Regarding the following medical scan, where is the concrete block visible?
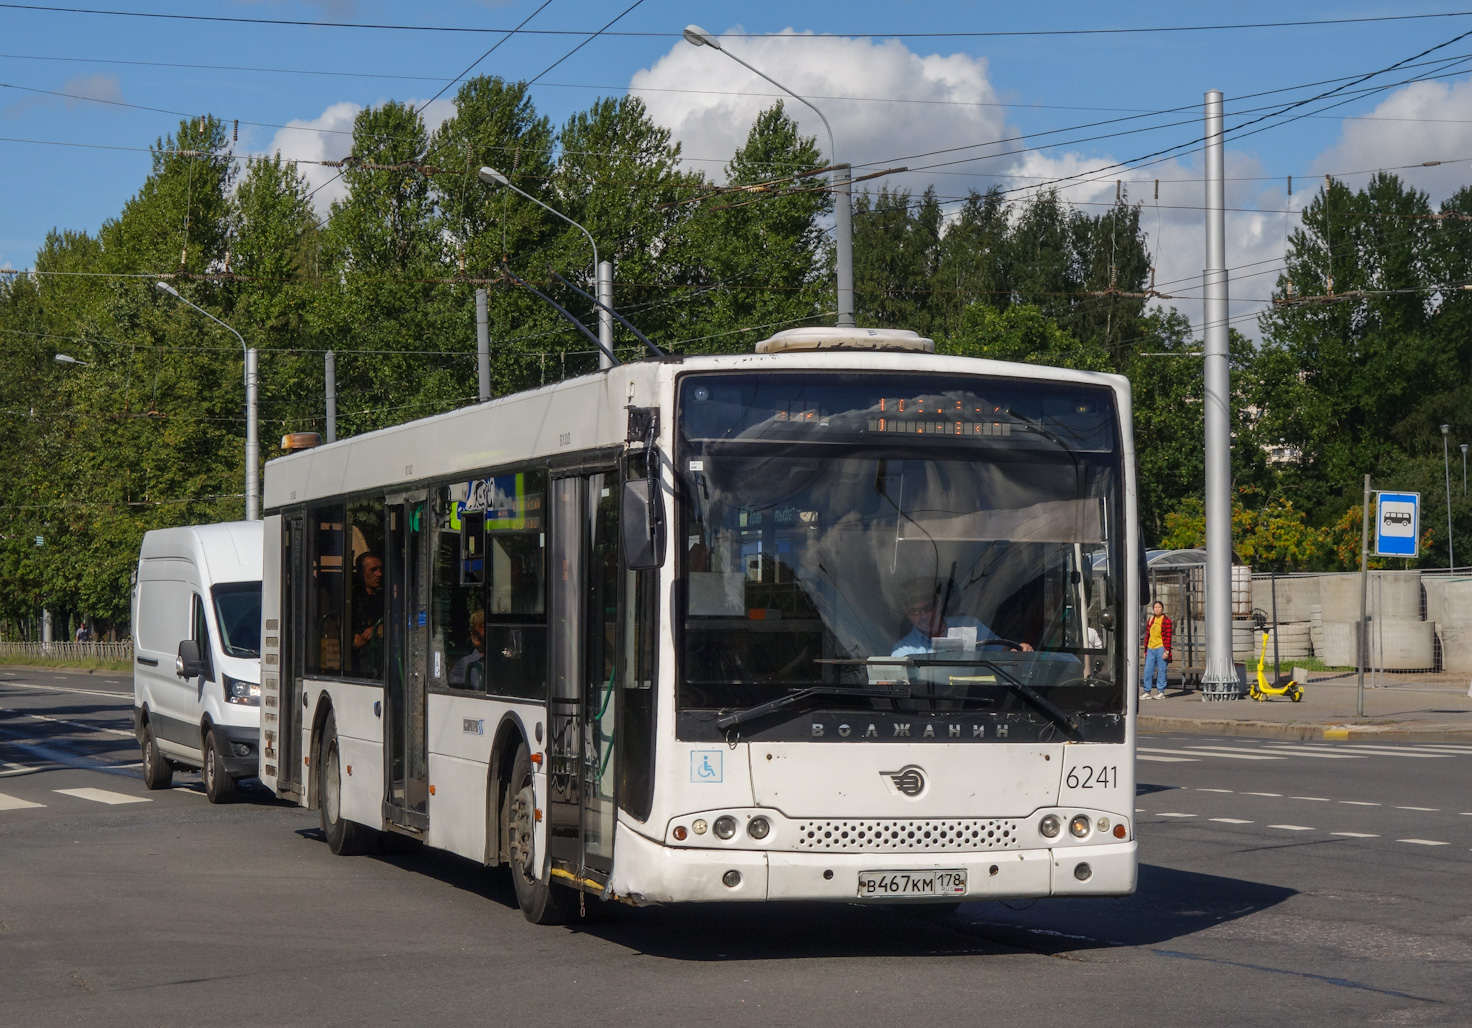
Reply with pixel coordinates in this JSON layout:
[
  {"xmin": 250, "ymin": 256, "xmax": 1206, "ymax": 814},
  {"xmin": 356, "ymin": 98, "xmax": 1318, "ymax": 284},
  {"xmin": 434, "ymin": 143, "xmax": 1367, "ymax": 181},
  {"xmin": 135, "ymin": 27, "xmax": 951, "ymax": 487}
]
[{"xmin": 1253, "ymin": 575, "xmax": 1321, "ymax": 623}]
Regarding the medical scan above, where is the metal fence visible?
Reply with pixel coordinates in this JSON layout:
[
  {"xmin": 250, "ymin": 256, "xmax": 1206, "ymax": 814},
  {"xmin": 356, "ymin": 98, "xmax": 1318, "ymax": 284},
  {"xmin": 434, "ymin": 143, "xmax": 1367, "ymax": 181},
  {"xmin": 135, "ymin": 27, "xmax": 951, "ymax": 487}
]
[{"xmin": 0, "ymin": 641, "xmax": 133, "ymax": 663}]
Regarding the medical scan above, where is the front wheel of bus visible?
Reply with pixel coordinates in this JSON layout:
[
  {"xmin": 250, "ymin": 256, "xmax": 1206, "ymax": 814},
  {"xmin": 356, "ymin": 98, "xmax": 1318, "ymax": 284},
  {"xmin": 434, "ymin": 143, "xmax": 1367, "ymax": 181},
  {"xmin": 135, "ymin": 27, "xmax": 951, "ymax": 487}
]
[
  {"xmin": 506, "ymin": 743, "xmax": 576, "ymax": 925},
  {"xmin": 320, "ymin": 710, "xmax": 374, "ymax": 856}
]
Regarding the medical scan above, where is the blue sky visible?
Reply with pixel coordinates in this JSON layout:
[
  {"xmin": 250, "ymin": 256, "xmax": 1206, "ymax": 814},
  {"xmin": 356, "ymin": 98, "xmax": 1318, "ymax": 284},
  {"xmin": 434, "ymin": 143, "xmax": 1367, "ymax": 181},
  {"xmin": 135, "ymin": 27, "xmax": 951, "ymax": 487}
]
[{"xmin": 5, "ymin": 1, "xmax": 1472, "ymax": 336}]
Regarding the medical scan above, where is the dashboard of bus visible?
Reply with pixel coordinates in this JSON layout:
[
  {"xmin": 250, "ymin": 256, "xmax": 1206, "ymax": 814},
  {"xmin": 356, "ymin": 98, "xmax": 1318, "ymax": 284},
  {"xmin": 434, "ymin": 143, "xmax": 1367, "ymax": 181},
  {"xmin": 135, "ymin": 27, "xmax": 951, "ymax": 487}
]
[{"xmin": 674, "ymin": 370, "xmax": 1127, "ymax": 744}]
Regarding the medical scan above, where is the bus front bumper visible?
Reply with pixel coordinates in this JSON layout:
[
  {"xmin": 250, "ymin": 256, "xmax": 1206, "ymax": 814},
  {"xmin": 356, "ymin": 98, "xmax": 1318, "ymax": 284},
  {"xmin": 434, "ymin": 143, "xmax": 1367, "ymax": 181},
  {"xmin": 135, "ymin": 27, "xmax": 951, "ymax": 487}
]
[{"xmin": 606, "ymin": 824, "xmax": 1136, "ymax": 905}]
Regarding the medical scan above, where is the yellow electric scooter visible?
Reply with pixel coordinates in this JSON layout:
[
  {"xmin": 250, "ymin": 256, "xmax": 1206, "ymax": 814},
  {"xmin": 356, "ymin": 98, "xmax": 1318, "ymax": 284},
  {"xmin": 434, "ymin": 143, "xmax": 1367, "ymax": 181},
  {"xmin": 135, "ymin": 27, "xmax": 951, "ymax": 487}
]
[{"xmin": 1250, "ymin": 630, "xmax": 1304, "ymax": 702}]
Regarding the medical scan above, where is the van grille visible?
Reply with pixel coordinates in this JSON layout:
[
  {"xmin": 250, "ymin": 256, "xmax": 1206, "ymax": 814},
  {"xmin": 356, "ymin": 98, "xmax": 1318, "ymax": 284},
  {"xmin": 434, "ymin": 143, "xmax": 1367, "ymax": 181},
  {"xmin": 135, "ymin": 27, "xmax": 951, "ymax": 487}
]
[{"xmin": 788, "ymin": 818, "xmax": 1021, "ymax": 853}]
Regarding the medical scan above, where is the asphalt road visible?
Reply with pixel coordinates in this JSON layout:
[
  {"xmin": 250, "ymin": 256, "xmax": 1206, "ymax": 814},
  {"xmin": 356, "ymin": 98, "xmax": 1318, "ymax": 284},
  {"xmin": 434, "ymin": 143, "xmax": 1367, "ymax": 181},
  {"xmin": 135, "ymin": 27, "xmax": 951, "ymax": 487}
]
[{"xmin": 2, "ymin": 667, "xmax": 1469, "ymax": 1027}]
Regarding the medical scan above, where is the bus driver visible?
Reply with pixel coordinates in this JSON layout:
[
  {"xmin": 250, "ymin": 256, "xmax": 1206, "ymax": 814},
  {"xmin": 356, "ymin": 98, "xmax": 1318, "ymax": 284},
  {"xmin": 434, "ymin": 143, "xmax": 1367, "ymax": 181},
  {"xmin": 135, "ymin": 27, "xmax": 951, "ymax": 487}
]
[{"xmin": 890, "ymin": 577, "xmax": 1033, "ymax": 657}]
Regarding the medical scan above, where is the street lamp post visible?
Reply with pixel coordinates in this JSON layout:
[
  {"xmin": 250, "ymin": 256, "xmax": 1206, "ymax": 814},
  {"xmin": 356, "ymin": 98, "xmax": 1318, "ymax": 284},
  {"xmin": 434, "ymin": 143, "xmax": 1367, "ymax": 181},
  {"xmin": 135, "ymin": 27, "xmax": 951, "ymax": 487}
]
[
  {"xmin": 682, "ymin": 24, "xmax": 855, "ymax": 328},
  {"xmin": 155, "ymin": 281, "xmax": 259, "ymax": 521},
  {"xmin": 1442, "ymin": 424, "xmax": 1454, "ymax": 571},
  {"xmin": 53, "ymin": 353, "xmax": 88, "ymax": 366},
  {"xmin": 1461, "ymin": 442, "xmax": 1467, "ymax": 496},
  {"xmin": 477, "ymin": 166, "xmax": 615, "ymax": 370}
]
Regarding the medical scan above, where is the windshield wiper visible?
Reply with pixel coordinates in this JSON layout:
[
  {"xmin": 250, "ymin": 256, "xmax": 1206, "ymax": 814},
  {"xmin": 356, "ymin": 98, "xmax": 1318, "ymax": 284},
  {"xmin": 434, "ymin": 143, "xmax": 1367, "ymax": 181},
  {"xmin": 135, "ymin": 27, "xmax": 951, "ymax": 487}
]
[
  {"xmin": 716, "ymin": 685, "xmax": 909, "ymax": 731},
  {"xmin": 979, "ymin": 663, "xmax": 1081, "ymax": 738}
]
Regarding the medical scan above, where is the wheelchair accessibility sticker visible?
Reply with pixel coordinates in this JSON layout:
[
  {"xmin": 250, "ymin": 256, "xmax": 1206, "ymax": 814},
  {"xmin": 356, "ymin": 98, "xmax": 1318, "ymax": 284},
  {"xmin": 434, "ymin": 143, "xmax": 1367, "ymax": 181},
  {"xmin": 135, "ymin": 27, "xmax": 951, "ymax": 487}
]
[{"xmin": 691, "ymin": 750, "xmax": 723, "ymax": 783}]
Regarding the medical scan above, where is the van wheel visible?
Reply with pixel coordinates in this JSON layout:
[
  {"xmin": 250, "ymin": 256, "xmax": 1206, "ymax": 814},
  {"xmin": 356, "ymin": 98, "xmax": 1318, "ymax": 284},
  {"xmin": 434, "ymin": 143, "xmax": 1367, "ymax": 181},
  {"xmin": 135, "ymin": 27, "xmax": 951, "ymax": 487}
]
[
  {"xmin": 505, "ymin": 742, "xmax": 576, "ymax": 925},
  {"xmin": 203, "ymin": 728, "xmax": 236, "ymax": 804},
  {"xmin": 319, "ymin": 710, "xmax": 375, "ymax": 856},
  {"xmin": 140, "ymin": 720, "xmax": 173, "ymax": 790}
]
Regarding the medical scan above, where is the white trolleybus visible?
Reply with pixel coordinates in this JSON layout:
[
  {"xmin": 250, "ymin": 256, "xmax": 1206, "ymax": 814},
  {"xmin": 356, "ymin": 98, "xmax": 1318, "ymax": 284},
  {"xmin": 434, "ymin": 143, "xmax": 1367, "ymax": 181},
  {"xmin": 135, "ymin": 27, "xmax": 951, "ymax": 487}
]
[{"xmin": 258, "ymin": 325, "xmax": 1139, "ymax": 924}]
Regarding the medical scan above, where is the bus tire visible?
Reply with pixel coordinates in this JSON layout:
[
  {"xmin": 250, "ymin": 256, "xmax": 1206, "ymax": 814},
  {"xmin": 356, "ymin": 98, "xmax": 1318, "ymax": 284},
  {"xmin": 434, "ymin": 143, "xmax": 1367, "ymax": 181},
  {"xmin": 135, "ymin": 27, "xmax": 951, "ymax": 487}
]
[
  {"xmin": 506, "ymin": 742, "xmax": 576, "ymax": 925},
  {"xmin": 140, "ymin": 718, "xmax": 173, "ymax": 791},
  {"xmin": 320, "ymin": 710, "xmax": 375, "ymax": 856},
  {"xmin": 203, "ymin": 727, "xmax": 236, "ymax": 804}
]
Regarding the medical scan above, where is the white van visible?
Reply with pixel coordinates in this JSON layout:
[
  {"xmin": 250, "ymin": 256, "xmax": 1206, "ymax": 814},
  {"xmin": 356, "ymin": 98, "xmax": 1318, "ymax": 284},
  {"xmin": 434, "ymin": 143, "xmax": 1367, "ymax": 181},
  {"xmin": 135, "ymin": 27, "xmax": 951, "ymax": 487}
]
[{"xmin": 132, "ymin": 521, "xmax": 263, "ymax": 802}]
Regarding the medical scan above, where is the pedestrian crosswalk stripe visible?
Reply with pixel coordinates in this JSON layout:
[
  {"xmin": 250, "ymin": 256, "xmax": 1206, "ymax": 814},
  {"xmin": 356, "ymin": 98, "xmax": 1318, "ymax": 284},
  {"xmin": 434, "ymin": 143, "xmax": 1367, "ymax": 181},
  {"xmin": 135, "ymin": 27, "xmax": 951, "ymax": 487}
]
[
  {"xmin": 1180, "ymin": 747, "xmax": 1286, "ymax": 761},
  {"xmin": 1138, "ymin": 754, "xmax": 1198, "ymax": 763},
  {"xmin": 53, "ymin": 788, "xmax": 150, "ymax": 806},
  {"xmin": 0, "ymin": 792, "xmax": 45, "ymax": 810},
  {"xmin": 1255, "ymin": 747, "xmax": 1363, "ymax": 759},
  {"xmin": 1295, "ymin": 745, "xmax": 1448, "ymax": 758}
]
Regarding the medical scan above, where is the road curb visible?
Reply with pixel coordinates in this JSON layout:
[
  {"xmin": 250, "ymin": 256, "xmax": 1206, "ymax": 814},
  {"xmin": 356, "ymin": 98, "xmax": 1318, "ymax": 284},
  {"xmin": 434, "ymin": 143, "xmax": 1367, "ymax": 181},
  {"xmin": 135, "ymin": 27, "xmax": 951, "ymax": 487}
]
[{"xmin": 1137, "ymin": 714, "xmax": 1472, "ymax": 744}]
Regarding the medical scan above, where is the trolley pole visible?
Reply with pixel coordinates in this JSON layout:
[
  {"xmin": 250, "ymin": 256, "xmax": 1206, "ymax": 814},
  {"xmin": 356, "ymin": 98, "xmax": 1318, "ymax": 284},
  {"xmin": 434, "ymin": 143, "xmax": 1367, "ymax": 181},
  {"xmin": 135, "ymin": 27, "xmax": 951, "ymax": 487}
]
[{"xmin": 1201, "ymin": 90, "xmax": 1237, "ymax": 700}]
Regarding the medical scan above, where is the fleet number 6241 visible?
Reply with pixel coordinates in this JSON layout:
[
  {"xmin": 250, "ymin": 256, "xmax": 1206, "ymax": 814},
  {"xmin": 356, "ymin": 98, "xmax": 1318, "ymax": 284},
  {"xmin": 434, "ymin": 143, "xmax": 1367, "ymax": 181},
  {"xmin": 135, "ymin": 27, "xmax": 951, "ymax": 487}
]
[{"xmin": 1066, "ymin": 765, "xmax": 1118, "ymax": 789}]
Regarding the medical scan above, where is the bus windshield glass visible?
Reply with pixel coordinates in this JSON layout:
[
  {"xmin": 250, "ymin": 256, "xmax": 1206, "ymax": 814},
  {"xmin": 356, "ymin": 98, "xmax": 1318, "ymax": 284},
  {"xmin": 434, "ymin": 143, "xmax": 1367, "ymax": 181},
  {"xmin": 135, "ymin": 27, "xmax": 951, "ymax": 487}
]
[
  {"xmin": 676, "ymin": 371, "xmax": 1124, "ymax": 739},
  {"xmin": 212, "ymin": 582, "xmax": 263, "ymax": 659}
]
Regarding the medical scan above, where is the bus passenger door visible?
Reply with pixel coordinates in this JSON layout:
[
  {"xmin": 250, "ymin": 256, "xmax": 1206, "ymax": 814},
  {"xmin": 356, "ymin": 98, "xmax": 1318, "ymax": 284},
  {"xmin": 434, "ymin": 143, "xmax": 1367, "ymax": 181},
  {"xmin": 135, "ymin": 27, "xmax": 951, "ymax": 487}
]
[
  {"xmin": 548, "ymin": 473, "xmax": 620, "ymax": 878},
  {"xmin": 278, "ymin": 513, "xmax": 305, "ymax": 798},
  {"xmin": 383, "ymin": 495, "xmax": 430, "ymax": 832}
]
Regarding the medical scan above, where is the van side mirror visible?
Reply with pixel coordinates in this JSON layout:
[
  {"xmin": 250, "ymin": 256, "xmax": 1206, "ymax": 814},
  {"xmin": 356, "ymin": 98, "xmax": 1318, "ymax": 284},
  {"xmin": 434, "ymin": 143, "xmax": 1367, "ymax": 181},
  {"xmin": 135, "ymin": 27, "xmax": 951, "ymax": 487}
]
[
  {"xmin": 176, "ymin": 640, "xmax": 206, "ymax": 679},
  {"xmin": 622, "ymin": 475, "xmax": 666, "ymax": 571}
]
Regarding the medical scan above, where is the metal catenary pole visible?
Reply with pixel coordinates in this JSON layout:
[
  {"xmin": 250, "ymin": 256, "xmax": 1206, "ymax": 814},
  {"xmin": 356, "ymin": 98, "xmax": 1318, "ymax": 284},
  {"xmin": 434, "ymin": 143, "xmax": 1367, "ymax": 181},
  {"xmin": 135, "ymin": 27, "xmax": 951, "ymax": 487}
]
[
  {"xmin": 1201, "ymin": 90, "xmax": 1237, "ymax": 700},
  {"xmin": 476, "ymin": 289, "xmax": 492, "ymax": 400},
  {"xmin": 597, "ymin": 261, "xmax": 614, "ymax": 371},
  {"xmin": 1358, "ymin": 475, "xmax": 1371, "ymax": 717},
  {"xmin": 325, "ymin": 349, "xmax": 337, "ymax": 443}
]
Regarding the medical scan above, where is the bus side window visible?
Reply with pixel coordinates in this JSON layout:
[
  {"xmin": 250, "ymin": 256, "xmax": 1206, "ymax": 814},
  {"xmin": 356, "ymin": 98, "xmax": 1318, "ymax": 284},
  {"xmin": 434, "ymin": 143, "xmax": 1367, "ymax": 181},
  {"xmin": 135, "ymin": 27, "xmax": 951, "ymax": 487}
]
[
  {"xmin": 434, "ymin": 487, "xmax": 486, "ymax": 692},
  {"xmin": 306, "ymin": 505, "xmax": 345, "ymax": 675},
  {"xmin": 347, "ymin": 501, "xmax": 385, "ymax": 680},
  {"xmin": 484, "ymin": 468, "xmax": 547, "ymax": 700}
]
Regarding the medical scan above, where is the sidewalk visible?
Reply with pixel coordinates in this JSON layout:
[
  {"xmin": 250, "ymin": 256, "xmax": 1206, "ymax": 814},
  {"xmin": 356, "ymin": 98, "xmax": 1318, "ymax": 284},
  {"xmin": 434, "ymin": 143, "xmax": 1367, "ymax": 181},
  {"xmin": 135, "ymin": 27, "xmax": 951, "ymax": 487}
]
[{"xmin": 1137, "ymin": 669, "xmax": 1472, "ymax": 742}]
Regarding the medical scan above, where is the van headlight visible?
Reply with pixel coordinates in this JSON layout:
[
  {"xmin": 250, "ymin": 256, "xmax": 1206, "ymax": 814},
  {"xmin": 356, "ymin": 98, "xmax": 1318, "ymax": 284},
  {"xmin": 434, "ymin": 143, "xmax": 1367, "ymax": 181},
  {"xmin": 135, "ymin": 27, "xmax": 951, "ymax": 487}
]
[{"xmin": 223, "ymin": 674, "xmax": 261, "ymax": 706}]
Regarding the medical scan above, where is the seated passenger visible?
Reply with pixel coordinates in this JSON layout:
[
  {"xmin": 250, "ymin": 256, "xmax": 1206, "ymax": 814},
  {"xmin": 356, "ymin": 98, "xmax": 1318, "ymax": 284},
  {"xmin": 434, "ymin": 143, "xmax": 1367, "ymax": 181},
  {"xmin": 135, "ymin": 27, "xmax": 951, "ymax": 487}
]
[
  {"xmin": 891, "ymin": 577, "xmax": 1033, "ymax": 657},
  {"xmin": 449, "ymin": 609, "xmax": 486, "ymax": 690}
]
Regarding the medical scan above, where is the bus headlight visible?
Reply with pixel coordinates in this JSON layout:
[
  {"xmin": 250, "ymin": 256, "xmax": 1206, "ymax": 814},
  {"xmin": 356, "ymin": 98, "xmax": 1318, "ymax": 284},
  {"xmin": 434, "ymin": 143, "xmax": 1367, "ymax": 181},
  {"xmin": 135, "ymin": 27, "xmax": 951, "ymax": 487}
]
[
  {"xmin": 1069, "ymin": 814, "xmax": 1091, "ymax": 838},
  {"xmin": 713, "ymin": 815, "xmax": 737, "ymax": 840},
  {"xmin": 747, "ymin": 816, "xmax": 770, "ymax": 840},
  {"xmin": 1039, "ymin": 814, "xmax": 1061, "ymax": 838}
]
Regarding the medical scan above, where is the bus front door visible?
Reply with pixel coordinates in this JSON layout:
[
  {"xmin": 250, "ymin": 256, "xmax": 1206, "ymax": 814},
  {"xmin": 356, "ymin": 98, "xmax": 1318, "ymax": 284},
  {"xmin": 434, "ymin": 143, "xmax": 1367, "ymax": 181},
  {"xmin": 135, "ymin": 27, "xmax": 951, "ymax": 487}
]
[
  {"xmin": 548, "ymin": 474, "xmax": 620, "ymax": 880},
  {"xmin": 383, "ymin": 495, "xmax": 430, "ymax": 833}
]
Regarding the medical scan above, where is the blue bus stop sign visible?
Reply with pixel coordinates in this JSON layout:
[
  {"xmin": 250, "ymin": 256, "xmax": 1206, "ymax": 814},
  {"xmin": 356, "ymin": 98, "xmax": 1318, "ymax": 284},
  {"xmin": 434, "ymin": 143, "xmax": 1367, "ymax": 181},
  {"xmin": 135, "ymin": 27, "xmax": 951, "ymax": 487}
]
[{"xmin": 1375, "ymin": 491, "xmax": 1419, "ymax": 557}]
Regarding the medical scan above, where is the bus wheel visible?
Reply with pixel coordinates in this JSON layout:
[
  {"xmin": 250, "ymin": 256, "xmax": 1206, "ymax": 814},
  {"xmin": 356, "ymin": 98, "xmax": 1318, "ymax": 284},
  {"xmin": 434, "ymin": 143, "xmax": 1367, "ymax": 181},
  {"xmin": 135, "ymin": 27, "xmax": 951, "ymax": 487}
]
[
  {"xmin": 140, "ymin": 719, "xmax": 173, "ymax": 791},
  {"xmin": 506, "ymin": 742, "xmax": 576, "ymax": 925},
  {"xmin": 203, "ymin": 727, "xmax": 236, "ymax": 804},
  {"xmin": 320, "ymin": 710, "xmax": 375, "ymax": 856}
]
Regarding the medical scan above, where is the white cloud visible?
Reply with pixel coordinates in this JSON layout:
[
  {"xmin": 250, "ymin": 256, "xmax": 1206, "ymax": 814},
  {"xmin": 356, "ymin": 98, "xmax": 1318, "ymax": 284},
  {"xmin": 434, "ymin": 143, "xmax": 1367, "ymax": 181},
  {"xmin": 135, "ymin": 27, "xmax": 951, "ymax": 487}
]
[
  {"xmin": 630, "ymin": 27, "xmax": 1015, "ymax": 195},
  {"xmin": 256, "ymin": 97, "xmax": 455, "ymax": 217},
  {"xmin": 3, "ymin": 73, "xmax": 123, "ymax": 119},
  {"xmin": 1312, "ymin": 78, "xmax": 1472, "ymax": 203}
]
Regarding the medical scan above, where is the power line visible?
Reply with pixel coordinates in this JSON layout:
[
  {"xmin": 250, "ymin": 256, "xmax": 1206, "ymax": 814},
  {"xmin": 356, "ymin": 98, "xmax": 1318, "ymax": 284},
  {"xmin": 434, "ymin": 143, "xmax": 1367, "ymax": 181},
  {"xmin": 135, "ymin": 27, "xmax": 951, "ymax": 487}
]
[{"xmin": 4, "ymin": 4, "xmax": 1471, "ymax": 38}]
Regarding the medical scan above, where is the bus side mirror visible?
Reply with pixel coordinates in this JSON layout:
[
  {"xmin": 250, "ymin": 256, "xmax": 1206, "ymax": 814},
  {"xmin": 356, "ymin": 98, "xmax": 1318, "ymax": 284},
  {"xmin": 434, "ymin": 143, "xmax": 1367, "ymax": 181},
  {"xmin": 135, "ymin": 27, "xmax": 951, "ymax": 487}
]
[
  {"xmin": 622, "ymin": 475, "xmax": 666, "ymax": 571},
  {"xmin": 176, "ymin": 639, "xmax": 206, "ymax": 679}
]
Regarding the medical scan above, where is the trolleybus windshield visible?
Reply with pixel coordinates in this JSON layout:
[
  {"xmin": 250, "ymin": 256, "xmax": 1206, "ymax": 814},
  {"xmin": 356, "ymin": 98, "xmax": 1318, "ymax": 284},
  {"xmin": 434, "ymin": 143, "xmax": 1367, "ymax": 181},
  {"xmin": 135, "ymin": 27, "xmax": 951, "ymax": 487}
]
[{"xmin": 676, "ymin": 371, "xmax": 1125, "ymax": 741}]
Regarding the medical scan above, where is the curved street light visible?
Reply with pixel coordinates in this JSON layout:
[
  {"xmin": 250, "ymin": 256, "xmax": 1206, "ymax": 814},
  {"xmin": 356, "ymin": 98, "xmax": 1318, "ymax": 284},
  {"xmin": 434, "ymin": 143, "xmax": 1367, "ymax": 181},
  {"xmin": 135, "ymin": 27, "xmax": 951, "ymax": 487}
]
[
  {"xmin": 53, "ymin": 353, "xmax": 88, "ymax": 366},
  {"xmin": 155, "ymin": 281, "xmax": 259, "ymax": 521},
  {"xmin": 683, "ymin": 23, "xmax": 855, "ymax": 328},
  {"xmin": 478, "ymin": 166, "xmax": 615, "ymax": 369}
]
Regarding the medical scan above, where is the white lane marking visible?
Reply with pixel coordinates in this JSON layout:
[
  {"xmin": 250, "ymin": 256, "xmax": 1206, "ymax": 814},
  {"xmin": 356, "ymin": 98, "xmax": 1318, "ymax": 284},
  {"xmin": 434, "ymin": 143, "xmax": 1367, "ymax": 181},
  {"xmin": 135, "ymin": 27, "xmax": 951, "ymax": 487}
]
[
  {"xmin": 0, "ymin": 680, "xmax": 133, "ymax": 701},
  {"xmin": 1138, "ymin": 747, "xmax": 1211, "ymax": 756},
  {"xmin": 1331, "ymin": 832, "xmax": 1378, "ymax": 838},
  {"xmin": 172, "ymin": 787, "xmax": 204, "ymax": 796},
  {"xmin": 1196, "ymin": 788, "xmax": 1234, "ymax": 793},
  {"xmin": 1268, "ymin": 824, "xmax": 1315, "ymax": 831},
  {"xmin": 1290, "ymin": 796, "xmax": 1331, "ymax": 802},
  {"xmin": 1210, "ymin": 818, "xmax": 1254, "ymax": 824},
  {"xmin": 1, "ymin": 760, "xmax": 34, "ymax": 778},
  {"xmin": 1138, "ymin": 755, "xmax": 1198, "ymax": 763},
  {"xmin": 1255, "ymin": 747, "xmax": 1363, "ymax": 759},
  {"xmin": 0, "ymin": 792, "xmax": 46, "ymax": 810},
  {"xmin": 1179, "ymin": 747, "xmax": 1287, "ymax": 761},
  {"xmin": 1394, "ymin": 806, "xmax": 1440, "ymax": 812},
  {"xmin": 1340, "ymin": 800, "xmax": 1380, "ymax": 806},
  {"xmin": 1156, "ymin": 812, "xmax": 1197, "ymax": 817},
  {"xmin": 0, "ymin": 707, "xmax": 134, "ymax": 738},
  {"xmin": 1303, "ymin": 746, "xmax": 1449, "ymax": 759},
  {"xmin": 1397, "ymin": 839, "xmax": 1449, "ymax": 846},
  {"xmin": 1393, "ymin": 743, "xmax": 1472, "ymax": 752},
  {"xmin": 1243, "ymin": 792, "xmax": 1283, "ymax": 797},
  {"xmin": 53, "ymin": 788, "xmax": 150, "ymax": 806}
]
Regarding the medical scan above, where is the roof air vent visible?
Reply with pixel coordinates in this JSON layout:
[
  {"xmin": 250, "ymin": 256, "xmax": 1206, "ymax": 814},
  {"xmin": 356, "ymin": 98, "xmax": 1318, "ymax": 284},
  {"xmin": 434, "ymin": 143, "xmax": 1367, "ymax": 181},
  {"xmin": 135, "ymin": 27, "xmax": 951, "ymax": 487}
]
[{"xmin": 755, "ymin": 327, "xmax": 935, "ymax": 354}]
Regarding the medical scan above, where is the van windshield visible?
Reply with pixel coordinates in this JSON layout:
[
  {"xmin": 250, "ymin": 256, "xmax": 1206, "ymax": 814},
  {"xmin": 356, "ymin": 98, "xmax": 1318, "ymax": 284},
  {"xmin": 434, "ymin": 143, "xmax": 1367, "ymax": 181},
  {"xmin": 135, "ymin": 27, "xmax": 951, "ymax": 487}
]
[{"xmin": 212, "ymin": 582, "xmax": 262, "ymax": 658}]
